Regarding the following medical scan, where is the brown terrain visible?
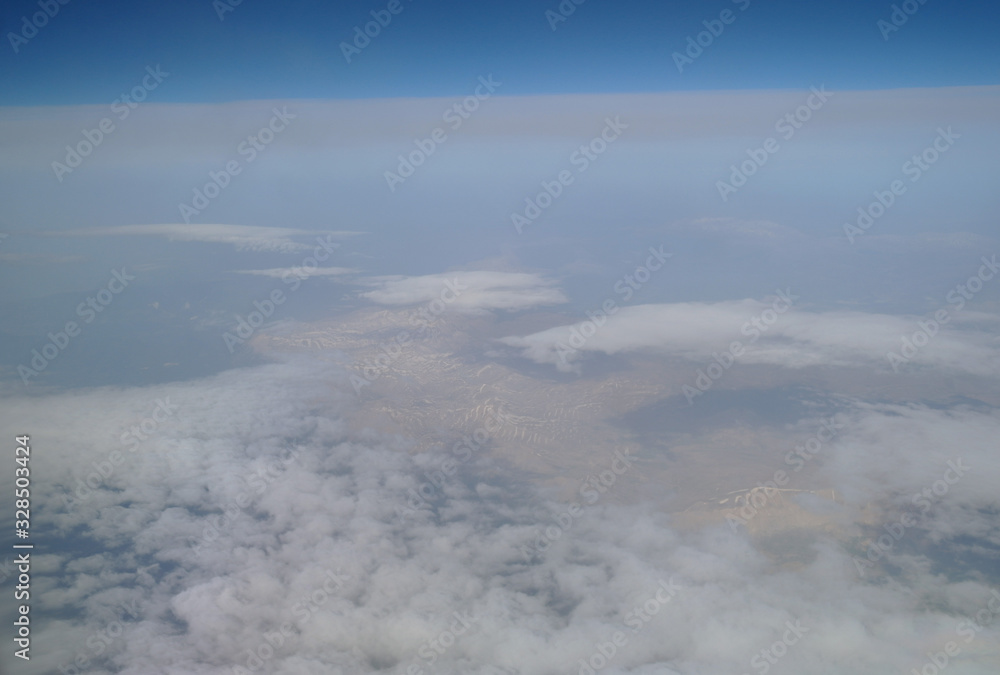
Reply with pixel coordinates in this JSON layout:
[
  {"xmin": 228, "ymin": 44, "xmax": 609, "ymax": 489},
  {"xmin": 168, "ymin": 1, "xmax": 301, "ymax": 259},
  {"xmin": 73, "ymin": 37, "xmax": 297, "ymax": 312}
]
[{"xmin": 248, "ymin": 304, "xmax": 995, "ymax": 559}]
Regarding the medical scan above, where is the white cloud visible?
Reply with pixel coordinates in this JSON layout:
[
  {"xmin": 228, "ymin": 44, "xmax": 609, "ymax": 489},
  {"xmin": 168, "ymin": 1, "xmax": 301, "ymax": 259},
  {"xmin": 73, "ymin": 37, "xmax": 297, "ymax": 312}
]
[
  {"xmin": 499, "ymin": 300, "xmax": 1000, "ymax": 375},
  {"xmin": 820, "ymin": 402, "xmax": 1000, "ymax": 532},
  {"xmin": 358, "ymin": 271, "xmax": 568, "ymax": 311},
  {"xmin": 53, "ymin": 223, "xmax": 361, "ymax": 252},
  {"xmin": 234, "ymin": 266, "xmax": 358, "ymax": 278},
  {"xmin": 2, "ymin": 356, "xmax": 999, "ymax": 674}
]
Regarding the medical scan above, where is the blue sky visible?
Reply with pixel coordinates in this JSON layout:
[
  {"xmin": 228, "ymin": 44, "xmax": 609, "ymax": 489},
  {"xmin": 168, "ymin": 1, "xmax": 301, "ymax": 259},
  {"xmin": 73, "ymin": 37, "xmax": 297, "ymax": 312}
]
[
  {"xmin": 0, "ymin": 0, "xmax": 998, "ymax": 388},
  {"xmin": 2, "ymin": 0, "xmax": 999, "ymax": 104}
]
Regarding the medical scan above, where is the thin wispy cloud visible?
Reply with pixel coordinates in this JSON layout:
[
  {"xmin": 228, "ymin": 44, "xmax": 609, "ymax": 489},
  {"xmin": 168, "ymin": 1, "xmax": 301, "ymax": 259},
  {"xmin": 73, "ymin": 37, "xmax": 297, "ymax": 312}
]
[
  {"xmin": 51, "ymin": 224, "xmax": 363, "ymax": 252},
  {"xmin": 234, "ymin": 266, "xmax": 358, "ymax": 278},
  {"xmin": 358, "ymin": 271, "xmax": 568, "ymax": 311},
  {"xmin": 500, "ymin": 301, "xmax": 1000, "ymax": 375}
]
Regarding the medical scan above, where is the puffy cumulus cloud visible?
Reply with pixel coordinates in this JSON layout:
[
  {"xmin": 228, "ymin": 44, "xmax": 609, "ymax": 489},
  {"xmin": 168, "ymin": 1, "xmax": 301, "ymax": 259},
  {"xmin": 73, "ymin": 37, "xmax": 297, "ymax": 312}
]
[
  {"xmin": 358, "ymin": 271, "xmax": 568, "ymax": 312},
  {"xmin": 816, "ymin": 402, "xmax": 1000, "ymax": 551},
  {"xmin": 498, "ymin": 300, "xmax": 1000, "ymax": 375},
  {"xmin": 2, "ymin": 357, "xmax": 1000, "ymax": 674},
  {"xmin": 52, "ymin": 223, "xmax": 361, "ymax": 253}
]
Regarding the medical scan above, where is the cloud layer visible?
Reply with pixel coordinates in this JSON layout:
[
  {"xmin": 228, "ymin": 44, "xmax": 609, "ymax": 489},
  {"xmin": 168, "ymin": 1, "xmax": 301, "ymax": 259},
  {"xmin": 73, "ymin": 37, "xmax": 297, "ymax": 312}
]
[
  {"xmin": 234, "ymin": 266, "xmax": 357, "ymax": 278},
  {"xmin": 2, "ymin": 354, "xmax": 999, "ymax": 674},
  {"xmin": 53, "ymin": 224, "xmax": 359, "ymax": 253},
  {"xmin": 499, "ymin": 300, "xmax": 1000, "ymax": 375},
  {"xmin": 358, "ymin": 271, "xmax": 568, "ymax": 312}
]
